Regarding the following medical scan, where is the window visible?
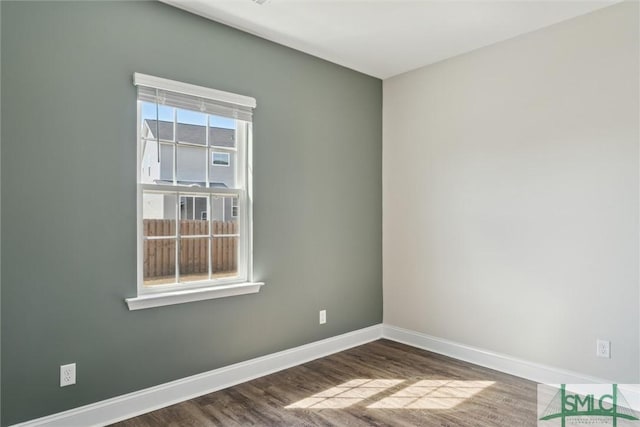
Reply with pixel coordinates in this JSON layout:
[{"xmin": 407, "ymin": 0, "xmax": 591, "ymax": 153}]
[
  {"xmin": 232, "ymin": 198, "xmax": 239, "ymax": 218},
  {"xmin": 126, "ymin": 73, "xmax": 263, "ymax": 310},
  {"xmin": 212, "ymin": 151, "xmax": 230, "ymax": 166}
]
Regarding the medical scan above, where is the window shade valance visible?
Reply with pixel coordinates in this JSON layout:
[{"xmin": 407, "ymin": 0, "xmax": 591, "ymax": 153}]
[{"xmin": 134, "ymin": 73, "xmax": 256, "ymax": 122}]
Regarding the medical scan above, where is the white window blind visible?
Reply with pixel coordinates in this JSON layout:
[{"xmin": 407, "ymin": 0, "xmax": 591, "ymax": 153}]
[{"xmin": 134, "ymin": 73, "xmax": 256, "ymax": 122}]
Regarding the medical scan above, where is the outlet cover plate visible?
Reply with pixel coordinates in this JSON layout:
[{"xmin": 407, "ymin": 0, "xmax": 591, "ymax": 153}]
[
  {"xmin": 60, "ymin": 363, "xmax": 76, "ymax": 387},
  {"xmin": 596, "ymin": 340, "xmax": 610, "ymax": 359}
]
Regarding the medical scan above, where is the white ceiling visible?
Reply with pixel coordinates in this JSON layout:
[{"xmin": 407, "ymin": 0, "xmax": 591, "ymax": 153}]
[{"xmin": 162, "ymin": 0, "xmax": 619, "ymax": 79}]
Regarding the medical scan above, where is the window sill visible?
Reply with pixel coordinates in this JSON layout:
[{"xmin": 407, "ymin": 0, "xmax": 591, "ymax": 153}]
[{"xmin": 125, "ymin": 282, "xmax": 264, "ymax": 311}]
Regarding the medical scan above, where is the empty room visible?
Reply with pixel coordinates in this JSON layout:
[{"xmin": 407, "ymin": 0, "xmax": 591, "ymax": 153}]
[{"xmin": 1, "ymin": 0, "xmax": 638, "ymax": 426}]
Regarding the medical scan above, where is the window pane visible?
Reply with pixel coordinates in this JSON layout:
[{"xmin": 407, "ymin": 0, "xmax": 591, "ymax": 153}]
[
  {"xmin": 177, "ymin": 109, "xmax": 206, "ymax": 145},
  {"xmin": 211, "ymin": 236, "xmax": 238, "ymax": 278},
  {"xmin": 143, "ymin": 193, "xmax": 176, "ymax": 236},
  {"xmin": 140, "ymin": 142, "xmax": 173, "ymax": 185},
  {"xmin": 141, "ymin": 102, "xmax": 174, "ymax": 140},
  {"xmin": 210, "ymin": 195, "xmax": 238, "ymax": 222},
  {"xmin": 158, "ymin": 144, "xmax": 174, "ymax": 183},
  {"xmin": 209, "ymin": 118, "xmax": 235, "ymax": 149},
  {"xmin": 179, "ymin": 196, "xmax": 209, "ymax": 234},
  {"xmin": 158, "ymin": 105, "xmax": 174, "ymax": 122},
  {"xmin": 211, "ymin": 210, "xmax": 238, "ymax": 278},
  {"xmin": 143, "ymin": 238, "xmax": 176, "ymax": 286},
  {"xmin": 232, "ymin": 198, "xmax": 239, "ymax": 218},
  {"xmin": 177, "ymin": 145, "xmax": 206, "ymax": 185},
  {"xmin": 209, "ymin": 114, "xmax": 235, "ymax": 130},
  {"xmin": 211, "ymin": 201, "xmax": 238, "ymax": 278},
  {"xmin": 179, "ymin": 237, "xmax": 209, "ymax": 283},
  {"xmin": 143, "ymin": 192, "xmax": 177, "ymax": 285},
  {"xmin": 209, "ymin": 150, "xmax": 236, "ymax": 188}
]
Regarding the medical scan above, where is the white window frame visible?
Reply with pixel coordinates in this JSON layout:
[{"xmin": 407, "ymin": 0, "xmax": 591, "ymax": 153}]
[
  {"xmin": 126, "ymin": 73, "xmax": 263, "ymax": 310},
  {"xmin": 212, "ymin": 151, "xmax": 230, "ymax": 167}
]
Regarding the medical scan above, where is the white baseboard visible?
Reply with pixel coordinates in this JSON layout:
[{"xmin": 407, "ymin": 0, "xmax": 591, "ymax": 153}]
[
  {"xmin": 382, "ymin": 324, "xmax": 612, "ymax": 384},
  {"xmin": 13, "ymin": 323, "xmax": 612, "ymax": 426},
  {"xmin": 12, "ymin": 325, "xmax": 383, "ymax": 427}
]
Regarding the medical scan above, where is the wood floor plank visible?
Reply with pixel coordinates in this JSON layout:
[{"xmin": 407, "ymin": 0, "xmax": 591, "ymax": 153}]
[{"xmin": 112, "ymin": 340, "xmax": 537, "ymax": 426}]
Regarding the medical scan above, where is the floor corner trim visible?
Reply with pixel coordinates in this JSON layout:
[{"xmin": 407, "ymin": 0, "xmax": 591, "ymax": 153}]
[
  {"xmin": 382, "ymin": 324, "xmax": 612, "ymax": 384},
  {"xmin": 11, "ymin": 324, "xmax": 383, "ymax": 427}
]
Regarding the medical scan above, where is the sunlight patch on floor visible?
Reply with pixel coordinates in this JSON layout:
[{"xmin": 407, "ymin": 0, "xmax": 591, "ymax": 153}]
[
  {"xmin": 367, "ymin": 380, "xmax": 495, "ymax": 409},
  {"xmin": 286, "ymin": 379, "xmax": 405, "ymax": 409},
  {"xmin": 286, "ymin": 379, "xmax": 495, "ymax": 410}
]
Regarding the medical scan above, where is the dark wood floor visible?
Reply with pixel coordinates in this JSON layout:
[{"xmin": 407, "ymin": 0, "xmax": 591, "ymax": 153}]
[{"xmin": 112, "ymin": 339, "xmax": 537, "ymax": 426}]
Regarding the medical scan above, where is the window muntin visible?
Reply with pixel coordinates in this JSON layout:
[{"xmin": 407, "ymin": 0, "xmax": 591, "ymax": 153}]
[{"xmin": 136, "ymin": 75, "xmax": 254, "ymax": 294}]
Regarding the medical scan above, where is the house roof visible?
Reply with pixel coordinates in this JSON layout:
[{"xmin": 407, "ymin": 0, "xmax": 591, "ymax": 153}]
[{"xmin": 144, "ymin": 119, "xmax": 235, "ymax": 148}]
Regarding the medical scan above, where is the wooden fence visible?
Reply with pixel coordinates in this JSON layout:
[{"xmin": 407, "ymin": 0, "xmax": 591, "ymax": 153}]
[{"xmin": 143, "ymin": 219, "xmax": 238, "ymax": 281}]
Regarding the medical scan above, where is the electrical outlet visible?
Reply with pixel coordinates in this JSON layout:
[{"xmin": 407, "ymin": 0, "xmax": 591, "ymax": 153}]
[
  {"xmin": 60, "ymin": 363, "xmax": 76, "ymax": 387},
  {"xmin": 596, "ymin": 340, "xmax": 610, "ymax": 359},
  {"xmin": 319, "ymin": 309, "xmax": 326, "ymax": 325}
]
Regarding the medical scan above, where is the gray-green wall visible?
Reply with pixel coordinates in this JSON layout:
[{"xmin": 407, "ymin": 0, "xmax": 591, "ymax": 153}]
[
  {"xmin": 0, "ymin": 2, "xmax": 382, "ymax": 425},
  {"xmin": 0, "ymin": 1, "xmax": 3, "ymax": 424}
]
